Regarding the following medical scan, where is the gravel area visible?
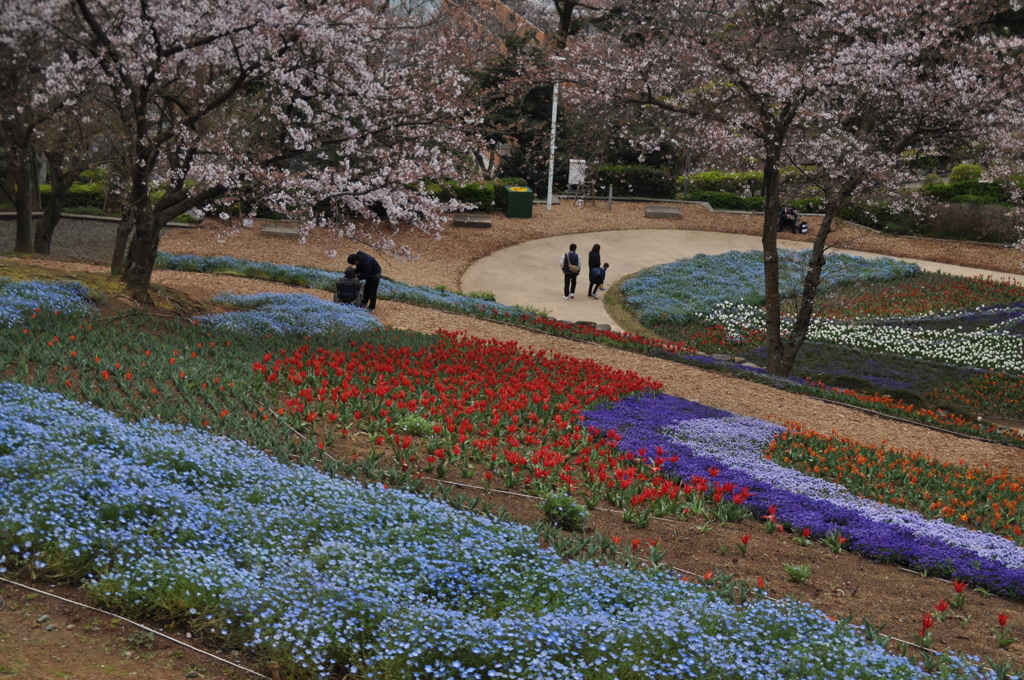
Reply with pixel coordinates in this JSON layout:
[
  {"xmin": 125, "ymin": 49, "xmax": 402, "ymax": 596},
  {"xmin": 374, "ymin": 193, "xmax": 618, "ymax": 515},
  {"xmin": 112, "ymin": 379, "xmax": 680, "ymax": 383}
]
[{"xmin": 0, "ymin": 215, "xmax": 195, "ymax": 264}]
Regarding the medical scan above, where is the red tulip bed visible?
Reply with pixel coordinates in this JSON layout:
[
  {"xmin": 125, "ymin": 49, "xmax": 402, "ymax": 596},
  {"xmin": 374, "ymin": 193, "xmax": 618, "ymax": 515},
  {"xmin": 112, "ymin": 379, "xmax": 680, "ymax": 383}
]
[
  {"xmin": 256, "ymin": 331, "xmax": 751, "ymax": 524},
  {"xmin": 769, "ymin": 424, "xmax": 1024, "ymax": 543}
]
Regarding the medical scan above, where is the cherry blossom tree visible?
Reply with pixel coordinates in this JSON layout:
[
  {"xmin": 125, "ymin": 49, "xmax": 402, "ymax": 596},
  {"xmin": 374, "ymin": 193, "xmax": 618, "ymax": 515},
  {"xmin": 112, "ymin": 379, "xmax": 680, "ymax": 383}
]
[
  {"xmin": 10, "ymin": 0, "xmax": 479, "ymax": 302},
  {"xmin": 569, "ymin": 0, "xmax": 1024, "ymax": 375},
  {"xmin": 0, "ymin": 2, "xmax": 102, "ymax": 255}
]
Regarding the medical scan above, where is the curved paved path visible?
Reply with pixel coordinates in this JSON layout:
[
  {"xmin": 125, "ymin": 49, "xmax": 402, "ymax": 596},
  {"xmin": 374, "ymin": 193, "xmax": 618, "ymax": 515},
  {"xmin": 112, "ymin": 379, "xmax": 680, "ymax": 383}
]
[{"xmin": 461, "ymin": 229, "xmax": 1024, "ymax": 330}]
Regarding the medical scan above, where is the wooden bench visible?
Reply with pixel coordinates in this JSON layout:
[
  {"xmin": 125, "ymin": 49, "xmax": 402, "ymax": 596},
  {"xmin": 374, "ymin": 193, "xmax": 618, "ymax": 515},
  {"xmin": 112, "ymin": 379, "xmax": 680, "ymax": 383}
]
[
  {"xmin": 645, "ymin": 205, "xmax": 682, "ymax": 219},
  {"xmin": 453, "ymin": 214, "xmax": 492, "ymax": 228}
]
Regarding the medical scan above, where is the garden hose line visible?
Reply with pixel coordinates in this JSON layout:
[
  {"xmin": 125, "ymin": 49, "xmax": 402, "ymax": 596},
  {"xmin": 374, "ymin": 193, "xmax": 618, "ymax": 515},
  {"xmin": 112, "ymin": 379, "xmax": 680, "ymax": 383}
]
[{"xmin": 0, "ymin": 575, "xmax": 271, "ymax": 679}]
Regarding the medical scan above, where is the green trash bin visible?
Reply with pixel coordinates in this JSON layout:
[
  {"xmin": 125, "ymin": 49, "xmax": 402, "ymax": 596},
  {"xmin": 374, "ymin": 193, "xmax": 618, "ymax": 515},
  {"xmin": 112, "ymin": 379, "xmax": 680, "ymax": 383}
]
[{"xmin": 503, "ymin": 186, "xmax": 533, "ymax": 218}]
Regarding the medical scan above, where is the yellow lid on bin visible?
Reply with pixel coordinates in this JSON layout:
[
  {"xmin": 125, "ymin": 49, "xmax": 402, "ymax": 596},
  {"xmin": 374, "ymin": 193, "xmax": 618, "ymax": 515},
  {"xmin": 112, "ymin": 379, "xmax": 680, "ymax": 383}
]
[{"xmin": 508, "ymin": 187, "xmax": 528, "ymax": 192}]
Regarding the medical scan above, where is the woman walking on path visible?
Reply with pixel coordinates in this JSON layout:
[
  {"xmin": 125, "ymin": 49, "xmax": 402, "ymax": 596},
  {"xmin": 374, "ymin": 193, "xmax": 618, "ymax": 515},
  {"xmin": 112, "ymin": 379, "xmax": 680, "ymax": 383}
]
[{"xmin": 587, "ymin": 244, "xmax": 603, "ymax": 298}]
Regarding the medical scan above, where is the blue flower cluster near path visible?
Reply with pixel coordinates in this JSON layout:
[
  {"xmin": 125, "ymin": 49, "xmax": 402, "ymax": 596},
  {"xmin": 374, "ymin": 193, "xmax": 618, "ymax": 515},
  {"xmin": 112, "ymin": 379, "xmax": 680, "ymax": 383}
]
[
  {"xmin": 201, "ymin": 292, "xmax": 382, "ymax": 335},
  {"xmin": 0, "ymin": 277, "xmax": 93, "ymax": 327},
  {"xmin": 583, "ymin": 394, "xmax": 1024, "ymax": 600},
  {"xmin": 156, "ymin": 252, "xmax": 531, "ymax": 318},
  {"xmin": 0, "ymin": 384, "xmax": 980, "ymax": 679},
  {"xmin": 621, "ymin": 249, "xmax": 920, "ymax": 327}
]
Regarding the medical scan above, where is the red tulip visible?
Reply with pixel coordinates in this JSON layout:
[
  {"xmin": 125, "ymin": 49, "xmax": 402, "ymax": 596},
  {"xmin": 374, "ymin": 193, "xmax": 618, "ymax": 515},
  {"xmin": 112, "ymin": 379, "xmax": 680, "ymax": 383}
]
[{"xmin": 999, "ymin": 613, "xmax": 1009, "ymax": 627}]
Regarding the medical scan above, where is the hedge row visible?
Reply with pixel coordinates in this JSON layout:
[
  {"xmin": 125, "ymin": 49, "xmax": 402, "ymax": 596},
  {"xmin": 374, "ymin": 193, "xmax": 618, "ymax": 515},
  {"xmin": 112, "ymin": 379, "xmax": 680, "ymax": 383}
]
[
  {"xmin": 424, "ymin": 177, "xmax": 530, "ymax": 212},
  {"xmin": 594, "ymin": 164, "xmax": 677, "ymax": 199}
]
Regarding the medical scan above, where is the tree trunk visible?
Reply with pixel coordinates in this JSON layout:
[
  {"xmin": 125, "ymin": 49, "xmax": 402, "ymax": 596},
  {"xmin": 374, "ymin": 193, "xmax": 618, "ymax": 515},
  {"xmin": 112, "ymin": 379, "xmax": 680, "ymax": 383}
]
[
  {"xmin": 13, "ymin": 156, "xmax": 34, "ymax": 254},
  {"xmin": 110, "ymin": 217, "xmax": 133, "ymax": 275},
  {"xmin": 121, "ymin": 206, "xmax": 162, "ymax": 304},
  {"xmin": 33, "ymin": 158, "xmax": 67, "ymax": 255},
  {"xmin": 776, "ymin": 203, "xmax": 838, "ymax": 376},
  {"xmin": 761, "ymin": 147, "xmax": 784, "ymax": 375}
]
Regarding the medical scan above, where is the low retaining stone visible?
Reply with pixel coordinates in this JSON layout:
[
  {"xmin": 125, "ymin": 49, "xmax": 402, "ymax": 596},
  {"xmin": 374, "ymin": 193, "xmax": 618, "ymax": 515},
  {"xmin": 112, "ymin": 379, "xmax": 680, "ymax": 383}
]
[
  {"xmin": 645, "ymin": 205, "xmax": 682, "ymax": 219},
  {"xmin": 453, "ymin": 214, "xmax": 492, "ymax": 228}
]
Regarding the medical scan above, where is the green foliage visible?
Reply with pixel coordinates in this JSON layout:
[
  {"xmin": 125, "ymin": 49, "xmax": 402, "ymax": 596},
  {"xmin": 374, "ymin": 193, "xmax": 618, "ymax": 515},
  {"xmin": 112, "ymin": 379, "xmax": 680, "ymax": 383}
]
[
  {"xmin": 78, "ymin": 168, "xmax": 109, "ymax": 183},
  {"xmin": 923, "ymin": 181, "xmax": 1010, "ymax": 204},
  {"xmin": 465, "ymin": 290, "xmax": 497, "ymax": 302},
  {"xmin": 949, "ymin": 163, "xmax": 983, "ymax": 183},
  {"xmin": 469, "ymin": 36, "xmax": 552, "ymax": 191},
  {"xmin": 428, "ymin": 181, "xmax": 497, "ymax": 212},
  {"xmin": 921, "ymin": 164, "xmax": 1012, "ymax": 205},
  {"xmin": 393, "ymin": 414, "xmax": 434, "ymax": 437},
  {"xmin": 541, "ymin": 493, "xmax": 591, "ymax": 532},
  {"xmin": 597, "ymin": 164, "xmax": 677, "ymax": 199},
  {"xmin": 687, "ymin": 170, "xmax": 764, "ymax": 194},
  {"xmin": 687, "ymin": 190, "xmax": 764, "ymax": 211},
  {"xmin": 783, "ymin": 563, "xmax": 812, "ymax": 584},
  {"xmin": 39, "ymin": 182, "xmax": 106, "ymax": 209}
]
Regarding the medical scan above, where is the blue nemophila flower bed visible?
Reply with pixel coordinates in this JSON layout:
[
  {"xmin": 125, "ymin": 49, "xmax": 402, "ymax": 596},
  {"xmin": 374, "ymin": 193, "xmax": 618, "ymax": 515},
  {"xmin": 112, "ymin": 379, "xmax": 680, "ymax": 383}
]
[
  {"xmin": 0, "ymin": 277, "xmax": 94, "ymax": 327},
  {"xmin": 583, "ymin": 394, "xmax": 1024, "ymax": 600},
  {"xmin": 156, "ymin": 252, "xmax": 530, "ymax": 318},
  {"xmin": 200, "ymin": 292, "xmax": 383, "ymax": 335},
  {"xmin": 0, "ymin": 384, "xmax": 978, "ymax": 680},
  {"xmin": 621, "ymin": 249, "xmax": 920, "ymax": 327}
]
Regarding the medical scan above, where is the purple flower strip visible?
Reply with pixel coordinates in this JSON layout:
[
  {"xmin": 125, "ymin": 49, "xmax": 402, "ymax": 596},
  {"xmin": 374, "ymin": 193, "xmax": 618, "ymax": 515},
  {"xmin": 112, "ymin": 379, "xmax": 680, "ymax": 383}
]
[{"xmin": 583, "ymin": 393, "xmax": 1024, "ymax": 599}]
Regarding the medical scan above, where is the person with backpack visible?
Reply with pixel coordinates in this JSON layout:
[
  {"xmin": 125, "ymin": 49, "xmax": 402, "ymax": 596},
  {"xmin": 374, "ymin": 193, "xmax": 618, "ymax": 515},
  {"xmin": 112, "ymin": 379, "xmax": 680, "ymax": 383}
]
[
  {"xmin": 334, "ymin": 267, "xmax": 363, "ymax": 306},
  {"xmin": 559, "ymin": 243, "xmax": 581, "ymax": 299}
]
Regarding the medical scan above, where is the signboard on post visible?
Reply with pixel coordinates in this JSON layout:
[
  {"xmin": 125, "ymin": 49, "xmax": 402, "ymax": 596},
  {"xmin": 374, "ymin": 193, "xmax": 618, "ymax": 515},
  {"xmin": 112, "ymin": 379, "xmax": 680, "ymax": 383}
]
[{"xmin": 568, "ymin": 159, "xmax": 586, "ymax": 187}]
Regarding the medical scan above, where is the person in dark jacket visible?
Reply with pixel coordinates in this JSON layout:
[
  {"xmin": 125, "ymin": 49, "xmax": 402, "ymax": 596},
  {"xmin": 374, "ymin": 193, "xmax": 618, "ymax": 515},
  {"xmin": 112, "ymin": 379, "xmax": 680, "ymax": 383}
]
[
  {"xmin": 779, "ymin": 206, "xmax": 798, "ymax": 233},
  {"xmin": 334, "ymin": 267, "xmax": 363, "ymax": 305},
  {"xmin": 559, "ymin": 243, "xmax": 581, "ymax": 298},
  {"xmin": 347, "ymin": 251, "xmax": 382, "ymax": 311},
  {"xmin": 587, "ymin": 244, "xmax": 602, "ymax": 298}
]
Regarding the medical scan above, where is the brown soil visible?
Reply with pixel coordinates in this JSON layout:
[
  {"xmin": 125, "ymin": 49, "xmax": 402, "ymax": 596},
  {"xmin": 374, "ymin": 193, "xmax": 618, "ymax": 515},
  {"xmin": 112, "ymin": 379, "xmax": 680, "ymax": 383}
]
[{"xmin": 0, "ymin": 581, "xmax": 249, "ymax": 679}]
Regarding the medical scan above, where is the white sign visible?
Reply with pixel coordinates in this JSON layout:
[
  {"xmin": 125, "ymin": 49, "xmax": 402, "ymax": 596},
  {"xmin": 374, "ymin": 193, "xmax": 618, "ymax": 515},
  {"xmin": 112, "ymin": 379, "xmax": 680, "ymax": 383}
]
[{"xmin": 568, "ymin": 159, "xmax": 587, "ymax": 186}]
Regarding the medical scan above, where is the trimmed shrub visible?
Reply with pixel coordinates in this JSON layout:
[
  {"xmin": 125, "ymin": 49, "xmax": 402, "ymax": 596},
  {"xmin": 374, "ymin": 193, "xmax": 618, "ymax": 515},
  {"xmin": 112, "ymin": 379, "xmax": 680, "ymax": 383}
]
[
  {"xmin": 596, "ymin": 164, "xmax": 677, "ymax": 199},
  {"xmin": 949, "ymin": 163, "xmax": 983, "ymax": 183},
  {"xmin": 39, "ymin": 182, "xmax": 106, "ymax": 209},
  {"xmin": 923, "ymin": 180, "xmax": 1010, "ymax": 204},
  {"xmin": 688, "ymin": 190, "xmax": 764, "ymax": 211},
  {"xmin": 687, "ymin": 170, "xmax": 764, "ymax": 195},
  {"xmin": 428, "ymin": 180, "xmax": 497, "ymax": 212}
]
